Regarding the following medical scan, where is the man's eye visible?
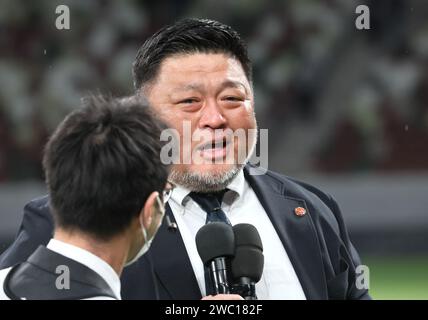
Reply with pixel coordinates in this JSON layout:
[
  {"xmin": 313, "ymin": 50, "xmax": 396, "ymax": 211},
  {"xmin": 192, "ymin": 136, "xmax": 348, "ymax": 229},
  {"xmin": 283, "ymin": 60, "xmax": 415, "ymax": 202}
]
[
  {"xmin": 224, "ymin": 96, "xmax": 243, "ymax": 102},
  {"xmin": 178, "ymin": 98, "xmax": 198, "ymax": 104}
]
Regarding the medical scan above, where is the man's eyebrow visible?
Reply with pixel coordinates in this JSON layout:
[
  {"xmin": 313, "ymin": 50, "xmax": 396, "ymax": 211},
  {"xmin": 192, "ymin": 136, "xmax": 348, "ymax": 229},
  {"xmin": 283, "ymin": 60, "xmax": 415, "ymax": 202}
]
[
  {"xmin": 219, "ymin": 80, "xmax": 248, "ymax": 93},
  {"xmin": 172, "ymin": 83, "xmax": 204, "ymax": 93},
  {"xmin": 170, "ymin": 80, "xmax": 248, "ymax": 95}
]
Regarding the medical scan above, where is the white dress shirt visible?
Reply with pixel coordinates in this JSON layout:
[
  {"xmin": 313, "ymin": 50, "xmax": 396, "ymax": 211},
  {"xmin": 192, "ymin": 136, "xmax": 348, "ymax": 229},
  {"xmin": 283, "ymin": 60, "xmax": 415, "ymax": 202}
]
[
  {"xmin": 47, "ymin": 239, "xmax": 121, "ymax": 300},
  {"xmin": 169, "ymin": 169, "xmax": 306, "ymax": 299},
  {"xmin": 0, "ymin": 267, "xmax": 13, "ymax": 300}
]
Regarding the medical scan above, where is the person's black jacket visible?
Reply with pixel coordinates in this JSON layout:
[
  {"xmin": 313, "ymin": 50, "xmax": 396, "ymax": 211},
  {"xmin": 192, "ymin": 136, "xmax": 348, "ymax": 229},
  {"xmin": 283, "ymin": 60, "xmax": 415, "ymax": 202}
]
[{"xmin": 0, "ymin": 246, "xmax": 117, "ymax": 300}]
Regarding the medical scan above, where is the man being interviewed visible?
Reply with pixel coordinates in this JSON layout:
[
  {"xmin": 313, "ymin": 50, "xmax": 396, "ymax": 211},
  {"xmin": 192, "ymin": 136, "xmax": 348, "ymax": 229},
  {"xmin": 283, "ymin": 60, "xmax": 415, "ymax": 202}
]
[{"xmin": 0, "ymin": 96, "xmax": 170, "ymax": 300}]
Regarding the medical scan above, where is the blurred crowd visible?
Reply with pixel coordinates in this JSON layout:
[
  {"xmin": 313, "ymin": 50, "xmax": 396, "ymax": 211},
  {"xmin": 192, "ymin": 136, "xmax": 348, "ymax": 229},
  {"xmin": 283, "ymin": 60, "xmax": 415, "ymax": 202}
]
[
  {"xmin": 316, "ymin": 0, "xmax": 428, "ymax": 172},
  {"xmin": 0, "ymin": 0, "xmax": 427, "ymax": 182}
]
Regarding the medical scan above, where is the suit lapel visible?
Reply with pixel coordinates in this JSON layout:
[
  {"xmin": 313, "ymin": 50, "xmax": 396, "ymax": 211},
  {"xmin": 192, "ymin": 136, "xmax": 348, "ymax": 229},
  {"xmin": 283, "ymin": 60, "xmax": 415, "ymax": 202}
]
[
  {"xmin": 244, "ymin": 166, "xmax": 328, "ymax": 299},
  {"xmin": 149, "ymin": 203, "xmax": 202, "ymax": 299}
]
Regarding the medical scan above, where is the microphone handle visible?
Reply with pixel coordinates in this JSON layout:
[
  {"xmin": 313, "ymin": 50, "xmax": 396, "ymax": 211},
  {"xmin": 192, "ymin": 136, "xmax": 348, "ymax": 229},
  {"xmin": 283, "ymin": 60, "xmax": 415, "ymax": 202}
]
[
  {"xmin": 232, "ymin": 277, "xmax": 257, "ymax": 300},
  {"xmin": 208, "ymin": 258, "xmax": 230, "ymax": 294}
]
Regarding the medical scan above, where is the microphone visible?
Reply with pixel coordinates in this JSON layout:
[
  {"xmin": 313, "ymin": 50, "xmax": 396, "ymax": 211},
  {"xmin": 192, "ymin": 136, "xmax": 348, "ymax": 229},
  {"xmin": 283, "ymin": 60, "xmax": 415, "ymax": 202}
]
[
  {"xmin": 195, "ymin": 222, "xmax": 235, "ymax": 295},
  {"xmin": 165, "ymin": 215, "xmax": 178, "ymax": 232},
  {"xmin": 230, "ymin": 224, "xmax": 264, "ymax": 300}
]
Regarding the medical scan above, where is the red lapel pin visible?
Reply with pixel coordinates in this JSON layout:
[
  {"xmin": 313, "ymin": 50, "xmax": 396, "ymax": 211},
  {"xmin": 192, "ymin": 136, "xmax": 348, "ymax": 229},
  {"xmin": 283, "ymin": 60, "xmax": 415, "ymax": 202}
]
[{"xmin": 294, "ymin": 206, "xmax": 306, "ymax": 217}]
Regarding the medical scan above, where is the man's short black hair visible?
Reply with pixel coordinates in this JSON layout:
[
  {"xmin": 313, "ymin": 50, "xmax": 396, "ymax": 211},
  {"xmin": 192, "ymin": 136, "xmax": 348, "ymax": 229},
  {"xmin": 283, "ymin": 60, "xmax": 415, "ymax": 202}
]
[
  {"xmin": 132, "ymin": 18, "xmax": 252, "ymax": 90},
  {"xmin": 43, "ymin": 95, "xmax": 169, "ymax": 240}
]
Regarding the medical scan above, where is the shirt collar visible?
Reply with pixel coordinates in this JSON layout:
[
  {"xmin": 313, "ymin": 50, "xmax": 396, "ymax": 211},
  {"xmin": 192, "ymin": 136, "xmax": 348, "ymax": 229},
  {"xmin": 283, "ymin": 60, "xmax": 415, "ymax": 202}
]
[
  {"xmin": 47, "ymin": 239, "xmax": 121, "ymax": 299},
  {"xmin": 226, "ymin": 169, "xmax": 245, "ymax": 199},
  {"xmin": 171, "ymin": 184, "xmax": 192, "ymax": 206},
  {"xmin": 170, "ymin": 169, "xmax": 246, "ymax": 207}
]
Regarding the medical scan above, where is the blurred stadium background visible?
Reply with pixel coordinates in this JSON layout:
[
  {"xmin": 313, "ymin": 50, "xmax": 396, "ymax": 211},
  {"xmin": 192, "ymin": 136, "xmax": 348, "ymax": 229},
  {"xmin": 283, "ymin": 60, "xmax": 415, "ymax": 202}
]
[{"xmin": 0, "ymin": 0, "xmax": 427, "ymax": 299}]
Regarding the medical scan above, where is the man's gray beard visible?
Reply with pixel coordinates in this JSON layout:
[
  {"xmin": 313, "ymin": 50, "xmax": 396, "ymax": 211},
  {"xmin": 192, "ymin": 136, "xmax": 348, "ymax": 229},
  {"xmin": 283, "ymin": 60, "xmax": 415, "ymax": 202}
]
[
  {"xmin": 169, "ymin": 129, "xmax": 258, "ymax": 193},
  {"xmin": 169, "ymin": 164, "xmax": 243, "ymax": 193}
]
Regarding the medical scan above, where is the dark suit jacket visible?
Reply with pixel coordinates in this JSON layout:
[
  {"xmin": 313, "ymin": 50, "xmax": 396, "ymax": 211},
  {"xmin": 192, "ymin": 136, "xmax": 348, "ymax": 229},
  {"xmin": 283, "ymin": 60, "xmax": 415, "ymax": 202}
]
[
  {"xmin": 2, "ymin": 245, "xmax": 117, "ymax": 300},
  {"xmin": 0, "ymin": 166, "xmax": 370, "ymax": 300}
]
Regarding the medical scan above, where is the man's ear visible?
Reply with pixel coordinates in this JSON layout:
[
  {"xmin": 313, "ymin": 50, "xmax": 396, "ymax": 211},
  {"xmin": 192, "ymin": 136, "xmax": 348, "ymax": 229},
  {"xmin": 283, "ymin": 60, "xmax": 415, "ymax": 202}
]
[{"xmin": 139, "ymin": 191, "xmax": 159, "ymax": 230}]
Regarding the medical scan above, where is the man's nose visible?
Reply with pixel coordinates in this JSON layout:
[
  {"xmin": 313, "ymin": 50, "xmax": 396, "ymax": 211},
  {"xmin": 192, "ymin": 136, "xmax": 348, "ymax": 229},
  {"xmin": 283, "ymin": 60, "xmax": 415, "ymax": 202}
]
[{"xmin": 198, "ymin": 99, "xmax": 227, "ymax": 129}]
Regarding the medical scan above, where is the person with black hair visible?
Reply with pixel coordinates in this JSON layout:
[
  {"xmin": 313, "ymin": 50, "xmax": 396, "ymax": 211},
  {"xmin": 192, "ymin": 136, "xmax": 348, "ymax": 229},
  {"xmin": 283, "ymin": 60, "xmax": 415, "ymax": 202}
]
[
  {"xmin": 0, "ymin": 96, "xmax": 170, "ymax": 300},
  {"xmin": 0, "ymin": 19, "xmax": 370, "ymax": 300}
]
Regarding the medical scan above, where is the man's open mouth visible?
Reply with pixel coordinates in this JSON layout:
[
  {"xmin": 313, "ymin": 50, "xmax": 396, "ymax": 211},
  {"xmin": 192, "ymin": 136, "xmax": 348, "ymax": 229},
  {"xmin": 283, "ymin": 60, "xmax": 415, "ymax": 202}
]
[{"xmin": 196, "ymin": 138, "xmax": 232, "ymax": 159}]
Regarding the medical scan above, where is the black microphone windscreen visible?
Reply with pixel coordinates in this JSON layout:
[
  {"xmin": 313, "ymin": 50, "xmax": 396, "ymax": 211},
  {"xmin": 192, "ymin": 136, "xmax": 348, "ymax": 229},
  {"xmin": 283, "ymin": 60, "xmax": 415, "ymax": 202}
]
[
  {"xmin": 233, "ymin": 223, "xmax": 263, "ymax": 251},
  {"xmin": 195, "ymin": 222, "xmax": 235, "ymax": 265},
  {"xmin": 231, "ymin": 224, "xmax": 264, "ymax": 282},
  {"xmin": 231, "ymin": 247, "xmax": 264, "ymax": 282}
]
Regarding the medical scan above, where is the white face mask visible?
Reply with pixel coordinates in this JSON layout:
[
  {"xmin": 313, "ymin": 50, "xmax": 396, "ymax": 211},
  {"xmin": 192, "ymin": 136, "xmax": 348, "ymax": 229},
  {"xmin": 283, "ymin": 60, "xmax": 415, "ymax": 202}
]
[
  {"xmin": 125, "ymin": 195, "xmax": 164, "ymax": 267},
  {"xmin": 124, "ymin": 226, "xmax": 152, "ymax": 267}
]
